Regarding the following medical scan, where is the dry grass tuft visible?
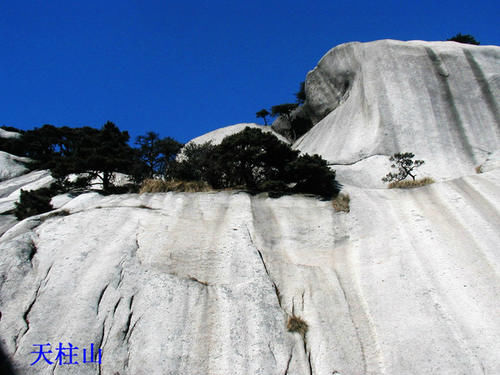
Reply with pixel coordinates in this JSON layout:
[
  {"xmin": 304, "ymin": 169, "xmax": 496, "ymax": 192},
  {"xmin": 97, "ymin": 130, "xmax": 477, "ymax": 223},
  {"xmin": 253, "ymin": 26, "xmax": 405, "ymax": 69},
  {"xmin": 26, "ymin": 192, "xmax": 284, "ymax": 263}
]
[
  {"xmin": 139, "ymin": 179, "xmax": 212, "ymax": 194},
  {"xmin": 332, "ymin": 193, "xmax": 350, "ymax": 213},
  {"xmin": 287, "ymin": 315, "xmax": 308, "ymax": 337},
  {"xmin": 388, "ymin": 177, "xmax": 435, "ymax": 189},
  {"xmin": 475, "ymin": 165, "xmax": 482, "ymax": 174}
]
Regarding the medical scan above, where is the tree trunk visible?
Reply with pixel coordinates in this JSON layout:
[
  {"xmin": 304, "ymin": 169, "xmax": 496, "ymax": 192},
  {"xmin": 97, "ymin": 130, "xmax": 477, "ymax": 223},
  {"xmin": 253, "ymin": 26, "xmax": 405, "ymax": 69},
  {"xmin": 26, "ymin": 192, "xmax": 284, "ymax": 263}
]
[{"xmin": 102, "ymin": 172, "xmax": 110, "ymax": 192}]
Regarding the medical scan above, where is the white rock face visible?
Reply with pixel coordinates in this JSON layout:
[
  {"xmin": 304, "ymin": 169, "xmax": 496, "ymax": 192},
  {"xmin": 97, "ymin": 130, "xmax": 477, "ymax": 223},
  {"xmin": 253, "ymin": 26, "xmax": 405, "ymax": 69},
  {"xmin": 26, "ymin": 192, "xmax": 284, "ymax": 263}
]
[
  {"xmin": 1, "ymin": 40, "xmax": 500, "ymax": 375},
  {"xmin": 177, "ymin": 123, "xmax": 290, "ymax": 161},
  {"xmin": 0, "ymin": 170, "xmax": 53, "ymax": 213},
  {"xmin": 296, "ymin": 40, "xmax": 500, "ymax": 186},
  {"xmin": 478, "ymin": 149, "xmax": 500, "ymax": 173},
  {"xmin": 0, "ymin": 151, "xmax": 30, "ymax": 182},
  {"xmin": 185, "ymin": 123, "xmax": 289, "ymax": 146},
  {"xmin": 0, "ymin": 128, "xmax": 21, "ymax": 139},
  {"xmin": 1, "ymin": 173, "xmax": 499, "ymax": 375}
]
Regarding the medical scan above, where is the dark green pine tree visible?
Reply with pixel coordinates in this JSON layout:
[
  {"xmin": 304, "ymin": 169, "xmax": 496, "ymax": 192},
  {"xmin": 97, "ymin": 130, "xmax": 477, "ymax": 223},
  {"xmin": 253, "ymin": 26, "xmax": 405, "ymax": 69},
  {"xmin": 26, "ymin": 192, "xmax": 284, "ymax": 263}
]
[
  {"xmin": 447, "ymin": 33, "xmax": 480, "ymax": 45},
  {"xmin": 135, "ymin": 132, "xmax": 183, "ymax": 178}
]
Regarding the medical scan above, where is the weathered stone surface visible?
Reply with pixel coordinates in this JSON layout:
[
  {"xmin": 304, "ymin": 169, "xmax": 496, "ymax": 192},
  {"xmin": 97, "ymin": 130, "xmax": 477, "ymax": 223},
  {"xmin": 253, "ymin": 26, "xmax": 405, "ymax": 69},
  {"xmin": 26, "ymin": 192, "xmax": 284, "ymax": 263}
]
[
  {"xmin": 1, "ymin": 40, "xmax": 500, "ymax": 375},
  {"xmin": 0, "ymin": 171, "xmax": 499, "ymax": 374},
  {"xmin": 0, "ymin": 152, "xmax": 30, "ymax": 182},
  {"xmin": 0, "ymin": 128, "xmax": 21, "ymax": 139},
  {"xmin": 296, "ymin": 40, "xmax": 500, "ymax": 186},
  {"xmin": 185, "ymin": 123, "xmax": 289, "ymax": 146},
  {"xmin": 0, "ymin": 170, "xmax": 53, "ymax": 213},
  {"xmin": 478, "ymin": 149, "xmax": 500, "ymax": 173}
]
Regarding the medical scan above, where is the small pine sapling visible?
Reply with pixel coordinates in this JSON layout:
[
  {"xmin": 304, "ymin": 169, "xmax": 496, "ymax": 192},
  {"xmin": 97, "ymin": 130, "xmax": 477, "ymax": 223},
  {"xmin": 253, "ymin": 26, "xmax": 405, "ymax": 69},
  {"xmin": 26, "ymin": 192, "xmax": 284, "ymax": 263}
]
[{"xmin": 382, "ymin": 152, "xmax": 425, "ymax": 183}]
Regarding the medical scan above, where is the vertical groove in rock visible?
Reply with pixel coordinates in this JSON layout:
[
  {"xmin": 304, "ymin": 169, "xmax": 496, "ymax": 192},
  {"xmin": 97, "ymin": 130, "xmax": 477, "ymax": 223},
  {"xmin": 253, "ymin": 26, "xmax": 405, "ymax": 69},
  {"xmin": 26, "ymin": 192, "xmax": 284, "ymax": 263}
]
[
  {"xmin": 463, "ymin": 49, "xmax": 500, "ymax": 131},
  {"xmin": 283, "ymin": 350, "xmax": 293, "ymax": 375},
  {"xmin": 333, "ymin": 269, "xmax": 367, "ymax": 374},
  {"xmin": 425, "ymin": 47, "xmax": 476, "ymax": 163},
  {"xmin": 246, "ymin": 225, "xmax": 282, "ymax": 309},
  {"xmin": 96, "ymin": 283, "xmax": 109, "ymax": 315}
]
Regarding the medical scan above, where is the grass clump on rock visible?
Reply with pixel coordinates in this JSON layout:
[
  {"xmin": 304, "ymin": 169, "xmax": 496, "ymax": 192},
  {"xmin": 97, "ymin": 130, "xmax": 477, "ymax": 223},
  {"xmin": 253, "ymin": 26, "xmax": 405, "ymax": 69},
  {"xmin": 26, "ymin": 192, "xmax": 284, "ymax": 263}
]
[
  {"xmin": 139, "ymin": 179, "xmax": 212, "ymax": 193},
  {"xmin": 287, "ymin": 315, "xmax": 308, "ymax": 338},
  {"xmin": 332, "ymin": 193, "xmax": 350, "ymax": 212},
  {"xmin": 388, "ymin": 177, "xmax": 435, "ymax": 189}
]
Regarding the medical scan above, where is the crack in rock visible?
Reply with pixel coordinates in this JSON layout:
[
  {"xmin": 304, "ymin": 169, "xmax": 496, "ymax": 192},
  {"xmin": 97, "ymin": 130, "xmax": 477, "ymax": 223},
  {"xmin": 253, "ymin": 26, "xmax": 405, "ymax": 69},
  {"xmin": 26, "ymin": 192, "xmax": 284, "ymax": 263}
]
[
  {"xmin": 283, "ymin": 350, "xmax": 293, "ymax": 375},
  {"xmin": 307, "ymin": 351, "xmax": 313, "ymax": 375},
  {"xmin": 333, "ymin": 269, "xmax": 367, "ymax": 374},
  {"xmin": 268, "ymin": 342, "xmax": 277, "ymax": 365},
  {"xmin": 42, "ymin": 264, "xmax": 53, "ymax": 287},
  {"xmin": 96, "ymin": 283, "xmax": 110, "ymax": 315},
  {"xmin": 187, "ymin": 275, "xmax": 210, "ymax": 286},
  {"xmin": 15, "ymin": 281, "xmax": 43, "ymax": 353},
  {"xmin": 246, "ymin": 226, "xmax": 282, "ymax": 308},
  {"xmin": 328, "ymin": 154, "xmax": 389, "ymax": 167},
  {"xmin": 27, "ymin": 240, "xmax": 37, "ymax": 267},
  {"xmin": 123, "ymin": 295, "xmax": 135, "ymax": 338},
  {"xmin": 126, "ymin": 315, "xmax": 142, "ymax": 344}
]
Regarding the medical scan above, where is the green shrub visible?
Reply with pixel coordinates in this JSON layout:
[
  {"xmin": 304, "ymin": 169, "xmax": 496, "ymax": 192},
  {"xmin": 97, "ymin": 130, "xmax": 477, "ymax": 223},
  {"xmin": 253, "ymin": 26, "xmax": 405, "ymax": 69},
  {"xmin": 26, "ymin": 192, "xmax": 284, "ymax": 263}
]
[
  {"xmin": 258, "ymin": 180, "xmax": 289, "ymax": 198},
  {"xmin": 168, "ymin": 142, "xmax": 220, "ymax": 184},
  {"xmin": 289, "ymin": 154, "xmax": 341, "ymax": 198},
  {"xmin": 15, "ymin": 189, "xmax": 54, "ymax": 220},
  {"xmin": 215, "ymin": 127, "xmax": 298, "ymax": 190},
  {"xmin": 170, "ymin": 128, "xmax": 341, "ymax": 199},
  {"xmin": 447, "ymin": 33, "xmax": 480, "ymax": 45}
]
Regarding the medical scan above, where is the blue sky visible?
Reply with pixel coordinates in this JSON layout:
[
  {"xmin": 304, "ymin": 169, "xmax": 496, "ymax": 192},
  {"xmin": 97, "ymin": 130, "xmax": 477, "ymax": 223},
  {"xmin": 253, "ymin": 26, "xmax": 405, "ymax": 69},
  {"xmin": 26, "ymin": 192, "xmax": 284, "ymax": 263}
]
[{"xmin": 1, "ymin": 0, "xmax": 499, "ymax": 144}]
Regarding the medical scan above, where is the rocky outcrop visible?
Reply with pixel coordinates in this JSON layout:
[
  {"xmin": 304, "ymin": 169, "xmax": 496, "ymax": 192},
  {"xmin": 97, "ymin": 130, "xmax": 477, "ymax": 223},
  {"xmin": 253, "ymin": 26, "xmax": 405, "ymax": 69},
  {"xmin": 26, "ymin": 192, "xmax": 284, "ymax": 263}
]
[
  {"xmin": 1, "ymin": 171, "xmax": 499, "ymax": 374},
  {"xmin": 185, "ymin": 123, "xmax": 289, "ymax": 146},
  {"xmin": 0, "ymin": 152, "xmax": 30, "ymax": 182},
  {"xmin": 296, "ymin": 40, "xmax": 500, "ymax": 187},
  {"xmin": 1, "ymin": 40, "xmax": 500, "ymax": 374}
]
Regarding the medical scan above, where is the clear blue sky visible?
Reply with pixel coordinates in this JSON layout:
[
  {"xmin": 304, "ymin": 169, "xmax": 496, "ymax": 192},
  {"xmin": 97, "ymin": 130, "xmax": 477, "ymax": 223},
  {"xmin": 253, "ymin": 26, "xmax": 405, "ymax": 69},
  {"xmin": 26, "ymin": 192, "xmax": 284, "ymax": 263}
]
[{"xmin": 1, "ymin": 0, "xmax": 499, "ymax": 144}]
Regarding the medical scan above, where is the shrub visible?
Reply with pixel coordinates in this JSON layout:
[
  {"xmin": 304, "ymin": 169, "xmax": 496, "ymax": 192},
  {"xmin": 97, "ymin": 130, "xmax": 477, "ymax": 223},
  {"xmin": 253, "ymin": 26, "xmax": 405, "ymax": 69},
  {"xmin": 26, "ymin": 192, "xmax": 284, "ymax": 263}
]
[
  {"xmin": 271, "ymin": 103, "xmax": 298, "ymax": 121},
  {"xmin": 135, "ymin": 132, "xmax": 183, "ymax": 178},
  {"xmin": 447, "ymin": 33, "xmax": 480, "ymax": 45},
  {"xmin": 287, "ymin": 315, "xmax": 308, "ymax": 337},
  {"xmin": 388, "ymin": 177, "xmax": 435, "ymax": 189},
  {"xmin": 15, "ymin": 189, "xmax": 54, "ymax": 220},
  {"xmin": 289, "ymin": 113, "xmax": 313, "ymax": 140},
  {"xmin": 295, "ymin": 81, "xmax": 306, "ymax": 105},
  {"xmin": 168, "ymin": 142, "xmax": 220, "ymax": 185},
  {"xmin": 289, "ymin": 154, "xmax": 341, "ymax": 198},
  {"xmin": 258, "ymin": 180, "xmax": 290, "ymax": 198},
  {"xmin": 168, "ymin": 128, "xmax": 341, "ymax": 199},
  {"xmin": 332, "ymin": 193, "xmax": 350, "ymax": 212},
  {"xmin": 215, "ymin": 127, "xmax": 299, "ymax": 190}
]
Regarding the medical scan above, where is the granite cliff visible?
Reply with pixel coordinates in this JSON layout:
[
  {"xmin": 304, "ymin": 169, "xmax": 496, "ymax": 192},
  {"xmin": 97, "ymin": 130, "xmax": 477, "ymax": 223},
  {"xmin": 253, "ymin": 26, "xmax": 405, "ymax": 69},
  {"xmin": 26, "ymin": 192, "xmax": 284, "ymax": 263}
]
[{"xmin": 1, "ymin": 40, "xmax": 499, "ymax": 375}]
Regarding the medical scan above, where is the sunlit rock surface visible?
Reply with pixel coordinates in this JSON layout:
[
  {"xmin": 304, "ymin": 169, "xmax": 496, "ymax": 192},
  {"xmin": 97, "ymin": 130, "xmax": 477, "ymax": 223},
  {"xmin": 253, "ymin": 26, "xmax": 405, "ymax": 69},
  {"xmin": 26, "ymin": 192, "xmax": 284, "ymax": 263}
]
[
  {"xmin": 0, "ymin": 152, "xmax": 30, "ymax": 182},
  {"xmin": 296, "ymin": 39, "xmax": 500, "ymax": 187},
  {"xmin": 0, "ymin": 128, "xmax": 21, "ymax": 139},
  {"xmin": 185, "ymin": 123, "xmax": 289, "ymax": 146},
  {"xmin": 1, "ymin": 40, "xmax": 499, "ymax": 375}
]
